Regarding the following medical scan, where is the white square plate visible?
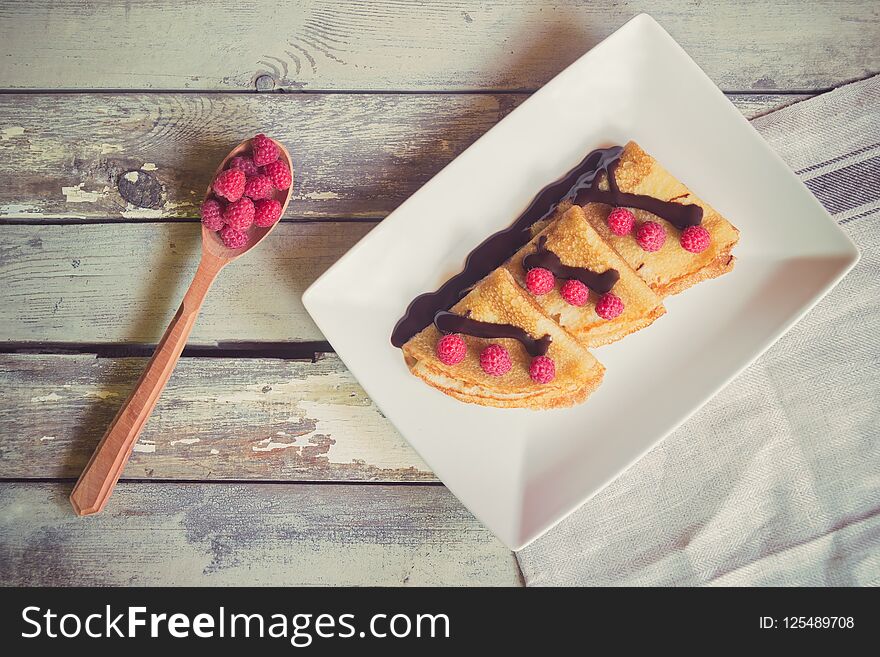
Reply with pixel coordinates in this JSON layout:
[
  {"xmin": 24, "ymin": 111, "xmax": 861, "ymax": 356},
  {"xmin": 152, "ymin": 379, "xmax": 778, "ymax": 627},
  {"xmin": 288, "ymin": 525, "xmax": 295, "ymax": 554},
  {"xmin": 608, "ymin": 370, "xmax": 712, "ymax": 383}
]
[{"xmin": 302, "ymin": 14, "xmax": 859, "ymax": 550}]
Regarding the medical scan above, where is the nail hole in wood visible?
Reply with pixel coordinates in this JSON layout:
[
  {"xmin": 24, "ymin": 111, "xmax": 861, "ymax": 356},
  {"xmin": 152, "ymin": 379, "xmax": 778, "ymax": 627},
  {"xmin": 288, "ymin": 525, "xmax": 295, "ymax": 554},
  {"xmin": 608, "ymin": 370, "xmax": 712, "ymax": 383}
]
[{"xmin": 255, "ymin": 74, "xmax": 276, "ymax": 92}]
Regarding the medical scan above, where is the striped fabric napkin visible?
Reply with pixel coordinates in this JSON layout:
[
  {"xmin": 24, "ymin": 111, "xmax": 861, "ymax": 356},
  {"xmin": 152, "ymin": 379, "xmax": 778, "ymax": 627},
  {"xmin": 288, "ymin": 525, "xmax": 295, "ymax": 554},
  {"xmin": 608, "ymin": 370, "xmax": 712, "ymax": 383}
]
[{"xmin": 516, "ymin": 74, "xmax": 880, "ymax": 586}]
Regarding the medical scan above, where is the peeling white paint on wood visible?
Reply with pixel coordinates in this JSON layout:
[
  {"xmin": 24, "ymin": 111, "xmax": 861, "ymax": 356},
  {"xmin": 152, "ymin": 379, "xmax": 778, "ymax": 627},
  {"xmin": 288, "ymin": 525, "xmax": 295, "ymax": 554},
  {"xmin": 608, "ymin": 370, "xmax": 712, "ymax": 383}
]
[
  {"xmin": 1, "ymin": 126, "xmax": 24, "ymax": 140},
  {"xmin": 40, "ymin": 436, "xmax": 55, "ymax": 441},
  {"xmin": 119, "ymin": 205, "xmax": 165, "ymax": 218},
  {"xmin": 252, "ymin": 437, "xmax": 304, "ymax": 453},
  {"xmin": 133, "ymin": 441, "xmax": 156, "ymax": 453},
  {"xmin": 123, "ymin": 171, "xmax": 139, "ymax": 183},
  {"xmin": 30, "ymin": 392, "xmax": 62, "ymax": 403},
  {"xmin": 298, "ymin": 397, "xmax": 417, "ymax": 470},
  {"xmin": 169, "ymin": 438, "xmax": 200, "ymax": 446},
  {"xmin": 141, "ymin": 163, "xmax": 158, "ymax": 171},
  {"xmin": 86, "ymin": 390, "xmax": 119, "ymax": 400},
  {"xmin": 296, "ymin": 191, "xmax": 341, "ymax": 200},
  {"xmin": 61, "ymin": 183, "xmax": 107, "ymax": 203},
  {"xmin": 1, "ymin": 210, "xmax": 87, "ymax": 219},
  {"xmin": 0, "ymin": 203, "xmax": 39, "ymax": 215},
  {"xmin": 119, "ymin": 201, "xmax": 188, "ymax": 219},
  {"xmin": 99, "ymin": 143, "xmax": 122, "ymax": 154}
]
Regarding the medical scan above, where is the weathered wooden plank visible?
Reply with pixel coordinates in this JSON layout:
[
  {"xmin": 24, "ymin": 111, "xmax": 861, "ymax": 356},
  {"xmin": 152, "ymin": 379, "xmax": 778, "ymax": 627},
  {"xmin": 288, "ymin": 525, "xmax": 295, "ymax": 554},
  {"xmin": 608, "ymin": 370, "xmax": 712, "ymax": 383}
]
[
  {"xmin": 0, "ymin": 353, "xmax": 429, "ymax": 482},
  {"xmin": 0, "ymin": 1, "xmax": 875, "ymax": 92},
  {"xmin": 0, "ymin": 222, "xmax": 372, "ymax": 344},
  {"xmin": 0, "ymin": 93, "xmax": 808, "ymax": 221},
  {"xmin": 0, "ymin": 94, "xmax": 517, "ymax": 221},
  {"xmin": 0, "ymin": 482, "xmax": 520, "ymax": 585}
]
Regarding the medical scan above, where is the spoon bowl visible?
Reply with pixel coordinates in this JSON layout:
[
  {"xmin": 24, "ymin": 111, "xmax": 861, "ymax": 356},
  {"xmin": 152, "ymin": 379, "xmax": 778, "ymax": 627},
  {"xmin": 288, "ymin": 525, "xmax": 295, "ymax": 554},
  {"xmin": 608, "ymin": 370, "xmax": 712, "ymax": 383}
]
[{"xmin": 202, "ymin": 138, "xmax": 295, "ymax": 260}]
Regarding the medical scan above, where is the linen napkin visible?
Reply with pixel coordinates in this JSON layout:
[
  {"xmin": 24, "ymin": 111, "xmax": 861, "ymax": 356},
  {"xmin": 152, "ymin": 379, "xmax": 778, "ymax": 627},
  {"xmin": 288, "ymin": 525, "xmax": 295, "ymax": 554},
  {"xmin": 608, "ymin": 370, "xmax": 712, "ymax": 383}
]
[{"xmin": 515, "ymin": 74, "xmax": 880, "ymax": 586}]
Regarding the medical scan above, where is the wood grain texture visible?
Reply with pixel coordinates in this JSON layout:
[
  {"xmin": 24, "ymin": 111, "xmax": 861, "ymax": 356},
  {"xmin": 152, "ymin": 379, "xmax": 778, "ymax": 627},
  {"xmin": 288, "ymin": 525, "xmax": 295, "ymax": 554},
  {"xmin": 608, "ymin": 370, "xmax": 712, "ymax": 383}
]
[
  {"xmin": 0, "ymin": 354, "xmax": 429, "ymax": 482},
  {"xmin": 1, "ymin": 222, "xmax": 373, "ymax": 344},
  {"xmin": 0, "ymin": 93, "xmax": 807, "ymax": 221},
  {"xmin": 0, "ymin": 1, "xmax": 875, "ymax": 92},
  {"xmin": 0, "ymin": 482, "xmax": 519, "ymax": 585}
]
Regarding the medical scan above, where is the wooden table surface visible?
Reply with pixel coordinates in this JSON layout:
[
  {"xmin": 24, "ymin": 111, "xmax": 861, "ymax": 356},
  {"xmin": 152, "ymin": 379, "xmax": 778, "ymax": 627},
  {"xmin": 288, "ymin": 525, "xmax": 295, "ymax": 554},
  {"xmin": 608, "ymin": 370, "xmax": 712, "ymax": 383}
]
[{"xmin": 0, "ymin": 1, "xmax": 877, "ymax": 586}]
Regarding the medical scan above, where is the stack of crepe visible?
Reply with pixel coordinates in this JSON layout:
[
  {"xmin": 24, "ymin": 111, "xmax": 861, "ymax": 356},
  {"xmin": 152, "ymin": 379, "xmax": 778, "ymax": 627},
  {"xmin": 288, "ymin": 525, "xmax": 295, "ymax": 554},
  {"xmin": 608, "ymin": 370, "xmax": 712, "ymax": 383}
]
[{"xmin": 401, "ymin": 141, "xmax": 739, "ymax": 409}]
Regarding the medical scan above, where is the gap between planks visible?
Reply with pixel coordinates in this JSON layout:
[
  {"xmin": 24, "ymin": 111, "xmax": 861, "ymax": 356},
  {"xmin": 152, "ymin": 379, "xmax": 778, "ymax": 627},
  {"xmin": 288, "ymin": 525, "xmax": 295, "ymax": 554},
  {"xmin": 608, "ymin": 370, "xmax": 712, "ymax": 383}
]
[
  {"xmin": 0, "ymin": 341, "xmax": 333, "ymax": 360},
  {"xmin": 0, "ymin": 477, "xmax": 445, "ymax": 487},
  {"xmin": 0, "ymin": 88, "xmax": 837, "ymax": 96},
  {"xmin": 0, "ymin": 216, "xmax": 379, "ymax": 226}
]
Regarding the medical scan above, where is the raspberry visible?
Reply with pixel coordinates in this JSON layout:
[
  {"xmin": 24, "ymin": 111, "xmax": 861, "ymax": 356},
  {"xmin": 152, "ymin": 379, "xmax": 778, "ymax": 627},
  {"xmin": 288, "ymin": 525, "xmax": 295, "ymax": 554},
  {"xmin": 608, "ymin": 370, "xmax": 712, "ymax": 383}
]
[
  {"xmin": 223, "ymin": 197, "xmax": 254, "ymax": 230},
  {"xmin": 253, "ymin": 199, "xmax": 283, "ymax": 227},
  {"xmin": 636, "ymin": 221, "xmax": 666, "ymax": 252},
  {"xmin": 561, "ymin": 279, "xmax": 589, "ymax": 306},
  {"xmin": 262, "ymin": 160, "xmax": 292, "ymax": 191},
  {"xmin": 595, "ymin": 293, "xmax": 625, "ymax": 320},
  {"xmin": 228, "ymin": 156, "xmax": 260, "ymax": 177},
  {"xmin": 212, "ymin": 169, "xmax": 246, "ymax": 202},
  {"xmin": 479, "ymin": 344, "xmax": 511, "ymax": 377},
  {"xmin": 252, "ymin": 133, "xmax": 279, "ymax": 166},
  {"xmin": 528, "ymin": 356, "xmax": 556, "ymax": 384},
  {"xmin": 244, "ymin": 175, "xmax": 274, "ymax": 200},
  {"xmin": 436, "ymin": 334, "xmax": 467, "ymax": 365},
  {"xmin": 526, "ymin": 267, "xmax": 555, "ymax": 296},
  {"xmin": 680, "ymin": 225, "xmax": 711, "ymax": 253},
  {"xmin": 200, "ymin": 198, "xmax": 225, "ymax": 231},
  {"xmin": 219, "ymin": 226, "xmax": 248, "ymax": 249},
  {"xmin": 607, "ymin": 207, "xmax": 636, "ymax": 236}
]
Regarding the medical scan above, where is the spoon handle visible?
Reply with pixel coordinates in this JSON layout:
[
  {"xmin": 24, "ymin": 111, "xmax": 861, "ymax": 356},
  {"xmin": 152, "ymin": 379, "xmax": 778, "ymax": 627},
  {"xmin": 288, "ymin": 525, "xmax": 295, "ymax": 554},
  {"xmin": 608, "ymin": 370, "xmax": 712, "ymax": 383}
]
[{"xmin": 70, "ymin": 253, "xmax": 225, "ymax": 516}]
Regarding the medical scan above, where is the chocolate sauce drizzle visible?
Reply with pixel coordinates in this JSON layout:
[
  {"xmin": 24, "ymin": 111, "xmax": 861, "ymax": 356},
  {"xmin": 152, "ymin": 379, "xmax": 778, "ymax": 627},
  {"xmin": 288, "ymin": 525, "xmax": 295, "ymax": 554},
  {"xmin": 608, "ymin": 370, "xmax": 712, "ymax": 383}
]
[
  {"xmin": 574, "ymin": 159, "xmax": 703, "ymax": 231},
  {"xmin": 391, "ymin": 145, "xmax": 702, "ymax": 347},
  {"xmin": 523, "ymin": 236, "xmax": 619, "ymax": 294},
  {"xmin": 434, "ymin": 311, "xmax": 551, "ymax": 357},
  {"xmin": 391, "ymin": 147, "xmax": 621, "ymax": 347}
]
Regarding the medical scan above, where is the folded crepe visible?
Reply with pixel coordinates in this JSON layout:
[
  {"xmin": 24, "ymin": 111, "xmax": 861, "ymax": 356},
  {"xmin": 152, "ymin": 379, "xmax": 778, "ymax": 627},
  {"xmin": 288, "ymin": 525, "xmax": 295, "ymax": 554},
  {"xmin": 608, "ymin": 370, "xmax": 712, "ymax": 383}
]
[
  {"xmin": 402, "ymin": 268, "xmax": 605, "ymax": 409},
  {"xmin": 506, "ymin": 204, "xmax": 665, "ymax": 347},
  {"xmin": 540, "ymin": 141, "xmax": 740, "ymax": 297},
  {"xmin": 398, "ymin": 140, "xmax": 738, "ymax": 409}
]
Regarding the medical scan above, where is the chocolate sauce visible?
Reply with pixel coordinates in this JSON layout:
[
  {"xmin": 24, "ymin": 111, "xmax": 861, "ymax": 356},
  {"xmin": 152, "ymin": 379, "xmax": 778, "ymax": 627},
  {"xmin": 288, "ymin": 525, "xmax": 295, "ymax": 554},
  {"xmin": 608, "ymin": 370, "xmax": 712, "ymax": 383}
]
[
  {"xmin": 522, "ymin": 236, "xmax": 619, "ymax": 294},
  {"xmin": 573, "ymin": 159, "xmax": 703, "ymax": 230},
  {"xmin": 434, "ymin": 311, "xmax": 551, "ymax": 357},
  {"xmin": 391, "ymin": 144, "xmax": 702, "ymax": 347},
  {"xmin": 391, "ymin": 147, "xmax": 623, "ymax": 347}
]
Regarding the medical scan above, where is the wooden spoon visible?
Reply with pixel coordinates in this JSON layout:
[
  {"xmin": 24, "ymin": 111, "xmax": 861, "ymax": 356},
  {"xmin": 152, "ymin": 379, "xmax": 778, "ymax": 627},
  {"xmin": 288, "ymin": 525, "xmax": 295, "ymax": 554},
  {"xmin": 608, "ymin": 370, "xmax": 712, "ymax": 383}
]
[{"xmin": 70, "ymin": 138, "xmax": 294, "ymax": 516}]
